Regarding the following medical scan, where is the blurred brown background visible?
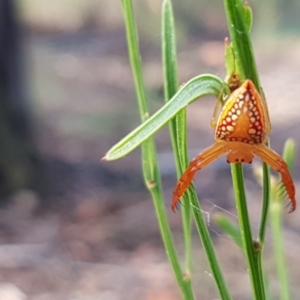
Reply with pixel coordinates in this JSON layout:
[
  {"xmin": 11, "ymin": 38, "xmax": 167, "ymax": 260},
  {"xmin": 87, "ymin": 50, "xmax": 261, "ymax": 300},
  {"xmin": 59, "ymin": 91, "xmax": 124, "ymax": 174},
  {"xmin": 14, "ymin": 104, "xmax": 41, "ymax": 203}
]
[{"xmin": 0, "ymin": 0, "xmax": 299, "ymax": 299}]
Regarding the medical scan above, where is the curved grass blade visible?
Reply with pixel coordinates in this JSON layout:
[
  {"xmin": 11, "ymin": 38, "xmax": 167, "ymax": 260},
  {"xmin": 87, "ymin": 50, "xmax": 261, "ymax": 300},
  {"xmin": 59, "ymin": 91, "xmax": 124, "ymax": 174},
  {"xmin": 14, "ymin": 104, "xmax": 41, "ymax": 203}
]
[{"xmin": 104, "ymin": 74, "xmax": 226, "ymax": 161}]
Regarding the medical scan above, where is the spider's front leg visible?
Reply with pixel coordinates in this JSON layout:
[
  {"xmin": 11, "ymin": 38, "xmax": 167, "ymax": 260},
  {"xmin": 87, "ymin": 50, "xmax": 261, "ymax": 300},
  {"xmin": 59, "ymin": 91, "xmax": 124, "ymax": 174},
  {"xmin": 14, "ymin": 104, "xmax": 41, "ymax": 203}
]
[
  {"xmin": 253, "ymin": 144, "xmax": 296, "ymax": 212},
  {"xmin": 172, "ymin": 141, "xmax": 227, "ymax": 211}
]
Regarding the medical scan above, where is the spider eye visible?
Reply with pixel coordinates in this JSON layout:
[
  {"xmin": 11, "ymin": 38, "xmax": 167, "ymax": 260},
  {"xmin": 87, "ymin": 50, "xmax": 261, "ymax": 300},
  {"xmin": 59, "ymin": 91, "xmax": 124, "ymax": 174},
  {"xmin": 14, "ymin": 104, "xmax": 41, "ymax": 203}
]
[{"xmin": 235, "ymin": 158, "xmax": 239, "ymax": 162}]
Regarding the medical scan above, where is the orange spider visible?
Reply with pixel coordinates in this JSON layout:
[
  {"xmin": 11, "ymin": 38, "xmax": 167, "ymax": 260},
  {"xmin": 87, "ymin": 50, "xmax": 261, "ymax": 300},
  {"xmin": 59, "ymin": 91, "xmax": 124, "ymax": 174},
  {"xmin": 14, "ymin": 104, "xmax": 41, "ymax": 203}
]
[{"xmin": 172, "ymin": 79, "xmax": 296, "ymax": 212}]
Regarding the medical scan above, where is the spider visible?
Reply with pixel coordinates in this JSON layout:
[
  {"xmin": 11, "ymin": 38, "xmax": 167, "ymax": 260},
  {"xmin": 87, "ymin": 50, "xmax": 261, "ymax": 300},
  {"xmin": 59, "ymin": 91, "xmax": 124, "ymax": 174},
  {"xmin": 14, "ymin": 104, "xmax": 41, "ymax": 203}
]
[{"xmin": 172, "ymin": 79, "xmax": 296, "ymax": 212}]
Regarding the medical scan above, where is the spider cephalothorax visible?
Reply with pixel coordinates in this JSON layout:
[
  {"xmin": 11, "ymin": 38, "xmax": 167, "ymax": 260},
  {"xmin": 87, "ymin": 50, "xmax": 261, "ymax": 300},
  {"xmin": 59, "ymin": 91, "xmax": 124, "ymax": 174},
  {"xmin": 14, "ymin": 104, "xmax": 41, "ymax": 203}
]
[{"xmin": 172, "ymin": 80, "xmax": 296, "ymax": 212}]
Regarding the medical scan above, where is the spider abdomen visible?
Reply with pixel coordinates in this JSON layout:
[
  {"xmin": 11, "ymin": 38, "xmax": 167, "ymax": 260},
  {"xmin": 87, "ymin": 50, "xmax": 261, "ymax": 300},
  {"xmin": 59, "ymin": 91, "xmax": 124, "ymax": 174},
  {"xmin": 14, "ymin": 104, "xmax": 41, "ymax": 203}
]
[{"xmin": 215, "ymin": 80, "xmax": 266, "ymax": 144}]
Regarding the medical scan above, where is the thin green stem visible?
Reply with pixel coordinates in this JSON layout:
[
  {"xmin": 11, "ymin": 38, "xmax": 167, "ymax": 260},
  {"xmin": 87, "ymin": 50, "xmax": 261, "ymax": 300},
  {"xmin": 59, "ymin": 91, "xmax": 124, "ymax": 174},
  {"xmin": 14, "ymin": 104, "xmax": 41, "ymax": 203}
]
[
  {"xmin": 224, "ymin": 0, "xmax": 270, "ymax": 298},
  {"xmin": 191, "ymin": 196, "xmax": 232, "ymax": 300},
  {"xmin": 120, "ymin": 0, "xmax": 147, "ymax": 120},
  {"xmin": 231, "ymin": 164, "xmax": 265, "ymax": 299},
  {"xmin": 162, "ymin": 0, "xmax": 192, "ymax": 276},
  {"xmin": 224, "ymin": 0, "xmax": 260, "ymax": 86},
  {"xmin": 121, "ymin": 0, "xmax": 194, "ymax": 298}
]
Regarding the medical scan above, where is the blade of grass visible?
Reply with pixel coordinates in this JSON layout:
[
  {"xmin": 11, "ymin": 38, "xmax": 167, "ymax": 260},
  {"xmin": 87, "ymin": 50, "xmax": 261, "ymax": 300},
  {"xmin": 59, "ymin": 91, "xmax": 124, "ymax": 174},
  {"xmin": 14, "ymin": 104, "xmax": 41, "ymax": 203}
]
[
  {"xmin": 224, "ymin": 0, "xmax": 260, "ymax": 86},
  {"xmin": 190, "ymin": 197, "xmax": 232, "ymax": 299},
  {"xmin": 231, "ymin": 164, "xmax": 265, "ymax": 298},
  {"xmin": 162, "ymin": 0, "xmax": 192, "ymax": 277},
  {"xmin": 103, "ymin": 74, "xmax": 226, "ymax": 161},
  {"xmin": 120, "ymin": 1, "xmax": 194, "ymax": 298}
]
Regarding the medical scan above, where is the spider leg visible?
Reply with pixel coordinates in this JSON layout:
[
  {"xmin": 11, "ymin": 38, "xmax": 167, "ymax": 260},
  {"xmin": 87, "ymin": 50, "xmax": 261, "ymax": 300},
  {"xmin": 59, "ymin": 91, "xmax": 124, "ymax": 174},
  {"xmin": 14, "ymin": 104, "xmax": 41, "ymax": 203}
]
[
  {"xmin": 260, "ymin": 88, "xmax": 272, "ymax": 136},
  {"xmin": 253, "ymin": 144, "xmax": 296, "ymax": 212},
  {"xmin": 211, "ymin": 84, "xmax": 227, "ymax": 129},
  {"xmin": 172, "ymin": 141, "xmax": 227, "ymax": 212},
  {"xmin": 211, "ymin": 100, "xmax": 222, "ymax": 129}
]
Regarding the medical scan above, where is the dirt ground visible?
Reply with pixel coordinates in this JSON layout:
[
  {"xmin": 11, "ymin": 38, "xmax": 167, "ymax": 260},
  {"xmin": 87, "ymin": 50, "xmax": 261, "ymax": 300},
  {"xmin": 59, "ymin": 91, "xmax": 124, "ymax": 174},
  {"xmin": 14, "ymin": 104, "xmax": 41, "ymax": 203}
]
[{"xmin": 0, "ymin": 29, "xmax": 299, "ymax": 300}]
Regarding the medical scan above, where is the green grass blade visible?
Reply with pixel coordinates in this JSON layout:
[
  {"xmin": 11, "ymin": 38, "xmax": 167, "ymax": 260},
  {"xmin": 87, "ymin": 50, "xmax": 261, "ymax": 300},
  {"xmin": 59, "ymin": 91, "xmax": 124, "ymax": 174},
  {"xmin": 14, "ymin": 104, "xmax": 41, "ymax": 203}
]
[
  {"xmin": 224, "ymin": 0, "xmax": 259, "ymax": 86},
  {"xmin": 104, "ymin": 74, "xmax": 226, "ymax": 161},
  {"xmin": 120, "ymin": 0, "xmax": 147, "ymax": 119},
  {"xmin": 162, "ymin": 0, "xmax": 193, "ymax": 278},
  {"xmin": 231, "ymin": 164, "xmax": 265, "ymax": 299},
  {"xmin": 163, "ymin": 0, "xmax": 179, "ymax": 102},
  {"xmin": 143, "ymin": 140, "xmax": 195, "ymax": 300}
]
